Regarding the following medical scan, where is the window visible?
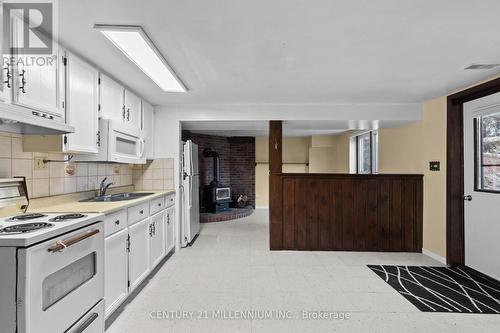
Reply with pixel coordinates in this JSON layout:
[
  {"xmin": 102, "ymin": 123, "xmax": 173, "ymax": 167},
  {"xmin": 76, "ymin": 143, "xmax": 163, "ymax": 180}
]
[
  {"xmin": 475, "ymin": 112, "xmax": 500, "ymax": 192},
  {"xmin": 355, "ymin": 131, "xmax": 378, "ymax": 174}
]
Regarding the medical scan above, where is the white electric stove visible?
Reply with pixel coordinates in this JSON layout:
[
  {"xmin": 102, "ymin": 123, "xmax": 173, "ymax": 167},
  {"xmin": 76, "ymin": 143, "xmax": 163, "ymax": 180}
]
[{"xmin": 0, "ymin": 178, "xmax": 105, "ymax": 333}]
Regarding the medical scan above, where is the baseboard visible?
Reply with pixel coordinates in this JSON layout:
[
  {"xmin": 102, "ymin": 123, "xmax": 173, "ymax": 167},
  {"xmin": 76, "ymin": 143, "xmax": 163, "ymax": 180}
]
[
  {"xmin": 255, "ymin": 206, "xmax": 269, "ymax": 209},
  {"xmin": 422, "ymin": 248, "xmax": 447, "ymax": 264}
]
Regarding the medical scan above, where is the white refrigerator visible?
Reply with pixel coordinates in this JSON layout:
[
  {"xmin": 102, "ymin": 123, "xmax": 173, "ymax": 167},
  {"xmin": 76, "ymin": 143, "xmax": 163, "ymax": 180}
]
[{"xmin": 182, "ymin": 140, "xmax": 200, "ymax": 247}]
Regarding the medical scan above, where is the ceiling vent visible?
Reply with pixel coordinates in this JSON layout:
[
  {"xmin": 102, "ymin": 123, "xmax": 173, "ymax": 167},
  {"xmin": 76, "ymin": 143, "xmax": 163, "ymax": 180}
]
[{"xmin": 465, "ymin": 64, "xmax": 500, "ymax": 70}]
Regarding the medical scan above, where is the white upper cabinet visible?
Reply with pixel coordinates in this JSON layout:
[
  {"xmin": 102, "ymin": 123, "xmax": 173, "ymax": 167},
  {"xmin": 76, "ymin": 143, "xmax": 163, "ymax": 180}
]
[
  {"xmin": 65, "ymin": 53, "xmax": 99, "ymax": 153},
  {"xmin": 142, "ymin": 101, "xmax": 155, "ymax": 159},
  {"xmin": 11, "ymin": 15, "xmax": 65, "ymax": 119},
  {"xmin": 99, "ymin": 74, "xmax": 125, "ymax": 122},
  {"xmin": 124, "ymin": 89, "xmax": 141, "ymax": 129}
]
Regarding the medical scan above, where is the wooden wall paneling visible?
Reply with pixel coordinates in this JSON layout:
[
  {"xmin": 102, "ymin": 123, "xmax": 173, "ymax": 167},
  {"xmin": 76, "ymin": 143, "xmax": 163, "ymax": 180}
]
[
  {"xmin": 378, "ymin": 178, "xmax": 392, "ymax": 251},
  {"xmin": 390, "ymin": 179, "xmax": 403, "ymax": 251},
  {"xmin": 365, "ymin": 179, "xmax": 379, "ymax": 251},
  {"xmin": 269, "ymin": 175, "xmax": 283, "ymax": 250},
  {"xmin": 295, "ymin": 178, "xmax": 307, "ymax": 250},
  {"xmin": 341, "ymin": 179, "xmax": 355, "ymax": 250},
  {"xmin": 403, "ymin": 179, "xmax": 416, "ymax": 251},
  {"xmin": 269, "ymin": 121, "xmax": 283, "ymax": 250},
  {"xmin": 330, "ymin": 180, "xmax": 343, "ymax": 250},
  {"xmin": 318, "ymin": 179, "xmax": 332, "ymax": 250},
  {"xmin": 306, "ymin": 178, "xmax": 320, "ymax": 250},
  {"xmin": 415, "ymin": 179, "xmax": 423, "ymax": 251},
  {"xmin": 353, "ymin": 179, "xmax": 366, "ymax": 250},
  {"xmin": 282, "ymin": 178, "xmax": 295, "ymax": 249},
  {"xmin": 271, "ymin": 173, "xmax": 422, "ymax": 252}
]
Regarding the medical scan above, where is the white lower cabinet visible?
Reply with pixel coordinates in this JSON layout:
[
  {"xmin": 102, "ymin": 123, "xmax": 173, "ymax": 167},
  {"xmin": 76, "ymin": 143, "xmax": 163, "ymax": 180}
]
[
  {"xmin": 166, "ymin": 207, "xmax": 175, "ymax": 253},
  {"xmin": 128, "ymin": 218, "xmax": 151, "ymax": 292},
  {"xmin": 104, "ymin": 228, "xmax": 128, "ymax": 318},
  {"xmin": 103, "ymin": 194, "xmax": 175, "ymax": 319},
  {"xmin": 149, "ymin": 211, "xmax": 166, "ymax": 268}
]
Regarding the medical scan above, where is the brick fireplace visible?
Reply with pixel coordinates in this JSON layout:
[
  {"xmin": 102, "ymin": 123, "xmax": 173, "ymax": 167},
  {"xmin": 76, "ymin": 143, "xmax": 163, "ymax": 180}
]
[{"xmin": 181, "ymin": 131, "xmax": 255, "ymax": 210}]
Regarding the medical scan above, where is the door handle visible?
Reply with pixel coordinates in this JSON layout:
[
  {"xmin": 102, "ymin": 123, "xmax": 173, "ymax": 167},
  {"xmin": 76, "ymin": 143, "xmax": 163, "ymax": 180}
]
[{"xmin": 463, "ymin": 195, "xmax": 472, "ymax": 201}]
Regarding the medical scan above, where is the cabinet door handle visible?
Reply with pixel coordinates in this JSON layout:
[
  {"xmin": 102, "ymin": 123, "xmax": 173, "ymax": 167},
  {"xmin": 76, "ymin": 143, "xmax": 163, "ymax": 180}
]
[
  {"xmin": 139, "ymin": 210, "xmax": 144, "ymax": 214},
  {"xmin": 126, "ymin": 108, "xmax": 130, "ymax": 121},
  {"xmin": 114, "ymin": 220, "xmax": 120, "ymax": 225},
  {"xmin": 158, "ymin": 203, "xmax": 161, "ymax": 207},
  {"xmin": 18, "ymin": 69, "xmax": 26, "ymax": 93},
  {"xmin": 149, "ymin": 223, "xmax": 152, "ymax": 237},
  {"xmin": 3, "ymin": 66, "xmax": 11, "ymax": 88},
  {"xmin": 122, "ymin": 106, "xmax": 126, "ymax": 120}
]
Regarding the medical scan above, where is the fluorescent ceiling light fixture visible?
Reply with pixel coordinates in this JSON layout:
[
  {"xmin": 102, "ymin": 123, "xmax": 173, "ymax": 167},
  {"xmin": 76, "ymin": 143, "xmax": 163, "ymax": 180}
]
[
  {"xmin": 464, "ymin": 63, "xmax": 500, "ymax": 70},
  {"xmin": 94, "ymin": 24, "xmax": 186, "ymax": 92}
]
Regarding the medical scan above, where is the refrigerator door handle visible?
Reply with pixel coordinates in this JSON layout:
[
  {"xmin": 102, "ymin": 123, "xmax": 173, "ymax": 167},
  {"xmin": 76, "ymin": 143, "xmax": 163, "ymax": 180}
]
[{"xmin": 188, "ymin": 177, "xmax": 193, "ymax": 208}]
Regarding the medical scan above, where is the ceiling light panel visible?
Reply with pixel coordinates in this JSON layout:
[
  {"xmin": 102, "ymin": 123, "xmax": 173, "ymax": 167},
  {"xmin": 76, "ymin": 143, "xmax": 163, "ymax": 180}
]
[{"xmin": 95, "ymin": 25, "xmax": 186, "ymax": 92}]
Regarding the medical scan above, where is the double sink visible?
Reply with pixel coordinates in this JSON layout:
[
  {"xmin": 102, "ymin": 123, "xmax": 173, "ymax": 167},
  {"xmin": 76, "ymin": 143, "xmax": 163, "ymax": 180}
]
[{"xmin": 80, "ymin": 192, "xmax": 155, "ymax": 202}]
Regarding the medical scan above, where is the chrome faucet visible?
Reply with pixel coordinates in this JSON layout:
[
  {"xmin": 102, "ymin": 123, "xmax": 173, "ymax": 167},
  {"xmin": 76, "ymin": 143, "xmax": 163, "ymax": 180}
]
[{"xmin": 99, "ymin": 177, "xmax": 114, "ymax": 197}]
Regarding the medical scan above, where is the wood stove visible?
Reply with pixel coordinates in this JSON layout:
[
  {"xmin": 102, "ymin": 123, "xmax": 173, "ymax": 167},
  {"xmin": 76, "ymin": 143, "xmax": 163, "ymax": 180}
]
[{"xmin": 203, "ymin": 148, "xmax": 231, "ymax": 213}]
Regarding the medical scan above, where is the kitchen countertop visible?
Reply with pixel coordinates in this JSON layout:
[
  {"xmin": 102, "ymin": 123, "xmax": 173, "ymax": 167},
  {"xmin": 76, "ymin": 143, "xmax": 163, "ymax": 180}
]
[{"xmin": 29, "ymin": 190, "xmax": 176, "ymax": 215}]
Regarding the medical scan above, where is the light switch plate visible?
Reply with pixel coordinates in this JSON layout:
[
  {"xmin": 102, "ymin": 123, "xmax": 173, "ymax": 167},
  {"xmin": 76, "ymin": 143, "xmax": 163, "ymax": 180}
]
[{"xmin": 429, "ymin": 161, "xmax": 440, "ymax": 171}]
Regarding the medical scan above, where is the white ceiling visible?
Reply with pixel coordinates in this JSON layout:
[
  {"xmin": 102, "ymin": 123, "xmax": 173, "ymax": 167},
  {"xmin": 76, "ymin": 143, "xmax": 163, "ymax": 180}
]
[{"xmin": 59, "ymin": 0, "xmax": 500, "ymax": 109}]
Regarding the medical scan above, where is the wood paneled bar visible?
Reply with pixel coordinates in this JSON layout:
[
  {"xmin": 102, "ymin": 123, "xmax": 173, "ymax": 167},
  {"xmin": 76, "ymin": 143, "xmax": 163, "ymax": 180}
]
[
  {"xmin": 268, "ymin": 121, "xmax": 423, "ymax": 252},
  {"xmin": 273, "ymin": 173, "xmax": 423, "ymax": 251}
]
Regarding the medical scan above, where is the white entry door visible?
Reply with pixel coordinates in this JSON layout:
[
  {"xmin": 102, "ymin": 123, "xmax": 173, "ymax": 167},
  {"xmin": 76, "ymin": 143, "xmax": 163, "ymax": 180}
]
[{"xmin": 464, "ymin": 92, "xmax": 500, "ymax": 281}]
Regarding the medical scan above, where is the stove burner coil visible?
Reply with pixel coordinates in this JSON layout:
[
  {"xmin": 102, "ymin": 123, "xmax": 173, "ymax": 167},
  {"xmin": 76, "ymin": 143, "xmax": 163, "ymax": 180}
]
[
  {"xmin": 0, "ymin": 222, "xmax": 54, "ymax": 234},
  {"xmin": 48, "ymin": 213, "xmax": 87, "ymax": 222},
  {"xmin": 7, "ymin": 213, "xmax": 47, "ymax": 221}
]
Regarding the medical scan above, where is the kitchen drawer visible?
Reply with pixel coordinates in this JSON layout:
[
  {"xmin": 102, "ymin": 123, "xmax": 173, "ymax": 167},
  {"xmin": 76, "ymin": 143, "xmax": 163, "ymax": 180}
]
[
  {"xmin": 150, "ymin": 196, "xmax": 166, "ymax": 215},
  {"xmin": 66, "ymin": 299, "xmax": 104, "ymax": 333},
  {"xmin": 104, "ymin": 210, "xmax": 128, "ymax": 237},
  {"xmin": 128, "ymin": 202, "xmax": 149, "ymax": 226},
  {"xmin": 165, "ymin": 193, "xmax": 175, "ymax": 207}
]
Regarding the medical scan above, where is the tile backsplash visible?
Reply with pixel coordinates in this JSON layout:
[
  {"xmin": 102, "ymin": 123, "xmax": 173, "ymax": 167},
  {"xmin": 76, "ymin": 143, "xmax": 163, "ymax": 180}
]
[
  {"xmin": 0, "ymin": 131, "xmax": 174, "ymax": 198},
  {"xmin": 132, "ymin": 158, "xmax": 174, "ymax": 191}
]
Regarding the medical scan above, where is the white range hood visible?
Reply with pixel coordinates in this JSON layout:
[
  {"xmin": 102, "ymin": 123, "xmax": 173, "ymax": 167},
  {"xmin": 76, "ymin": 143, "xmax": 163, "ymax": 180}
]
[{"xmin": 0, "ymin": 103, "xmax": 74, "ymax": 135}]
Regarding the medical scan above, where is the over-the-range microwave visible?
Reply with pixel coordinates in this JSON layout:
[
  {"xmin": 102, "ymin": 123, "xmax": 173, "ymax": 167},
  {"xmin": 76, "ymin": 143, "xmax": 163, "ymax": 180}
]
[{"xmin": 75, "ymin": 119, "xmax": 146, "ymax": 164}]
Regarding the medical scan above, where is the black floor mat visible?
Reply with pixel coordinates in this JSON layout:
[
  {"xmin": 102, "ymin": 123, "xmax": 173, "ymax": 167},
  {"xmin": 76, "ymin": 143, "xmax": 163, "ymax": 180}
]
[{"xmin": 368, "ymin": 265, "xmax": 500, "ymax": 314}]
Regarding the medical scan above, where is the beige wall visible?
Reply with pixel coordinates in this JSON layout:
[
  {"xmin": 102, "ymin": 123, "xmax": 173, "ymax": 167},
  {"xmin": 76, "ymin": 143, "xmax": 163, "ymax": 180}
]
[
  {"xmin": 378, "ymin": 97, "xmax": 447, "ymax": 258},
  {"xmin": 255, "ymin": 136, "xmax": 310, "ymax": 206},
  {"xmin": 308, "ymin": 132, "xmax": 353, "ymax": 173}
]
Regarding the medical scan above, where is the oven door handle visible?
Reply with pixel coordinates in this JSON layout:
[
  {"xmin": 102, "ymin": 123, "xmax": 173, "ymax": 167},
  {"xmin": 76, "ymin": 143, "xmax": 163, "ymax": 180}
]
[{"xmin": 48, "ymin": 228, "xmax": 100, "ymax": 253}]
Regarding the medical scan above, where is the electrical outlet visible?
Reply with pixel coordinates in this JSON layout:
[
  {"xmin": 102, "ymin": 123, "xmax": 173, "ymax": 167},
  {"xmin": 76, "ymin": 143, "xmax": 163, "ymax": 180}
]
[{"xmin": 34, "ymin": 157, "xmax": 47, "ymax": 170}]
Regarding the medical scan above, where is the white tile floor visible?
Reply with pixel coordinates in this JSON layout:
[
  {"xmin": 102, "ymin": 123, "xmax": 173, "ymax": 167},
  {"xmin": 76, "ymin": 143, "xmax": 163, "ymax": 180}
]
[{"xmin": 106, "ymin": 209, "xmax": 500, "ymax": 333}]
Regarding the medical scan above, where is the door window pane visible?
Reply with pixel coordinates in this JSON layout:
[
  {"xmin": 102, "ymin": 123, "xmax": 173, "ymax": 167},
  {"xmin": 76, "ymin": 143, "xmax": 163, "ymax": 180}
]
[
  {"xmin": 372, "ymin": 131, "xmax": 379, "ymax": 173},
  {"xmin": 477, "ymin": 112, "xmax": 500, "ymax": 192},
  {"xmin": 357, "ymin": 133, "xmax": 371, "ymax": 174}
]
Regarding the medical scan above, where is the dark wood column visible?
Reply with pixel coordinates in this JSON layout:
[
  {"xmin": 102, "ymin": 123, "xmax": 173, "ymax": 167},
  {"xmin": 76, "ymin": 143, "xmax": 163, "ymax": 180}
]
[{"xmin": 269, "ymin": 120, "xmax": 283, "ymax": 250}]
